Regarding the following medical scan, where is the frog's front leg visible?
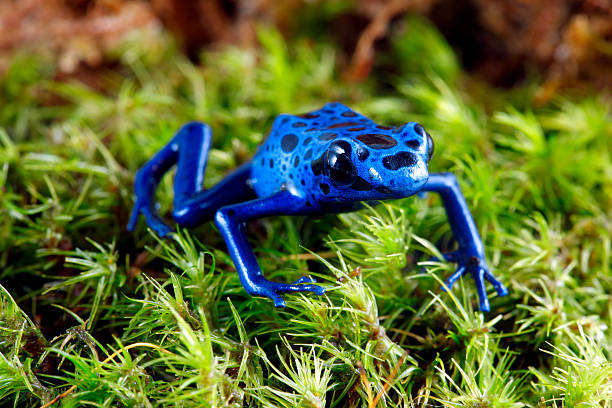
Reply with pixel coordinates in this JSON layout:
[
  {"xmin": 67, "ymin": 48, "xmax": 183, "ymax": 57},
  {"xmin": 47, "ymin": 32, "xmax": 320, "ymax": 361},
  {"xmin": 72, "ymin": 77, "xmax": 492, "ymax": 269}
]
[
  {"xmin": 422, "ymin": 173, "xmax": 508, "ymax": 312},
  {"xmin": 128, "ymin": 122, "xmax": 255, "ymax": 236},
  {"xmin": 214, "ymin": 191, "xmax": 325, "ymax": 307}
]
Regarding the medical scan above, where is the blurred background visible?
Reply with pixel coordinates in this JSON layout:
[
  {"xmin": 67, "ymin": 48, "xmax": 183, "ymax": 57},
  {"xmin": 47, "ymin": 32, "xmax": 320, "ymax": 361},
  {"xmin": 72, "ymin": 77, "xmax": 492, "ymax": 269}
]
[
  {"xmin": 2, "ymin": 0, "xmax": 611, "ymax": 98},
  {"xmin": 1, "ymin": 1, "xmax": 612, "ymax": 407}
]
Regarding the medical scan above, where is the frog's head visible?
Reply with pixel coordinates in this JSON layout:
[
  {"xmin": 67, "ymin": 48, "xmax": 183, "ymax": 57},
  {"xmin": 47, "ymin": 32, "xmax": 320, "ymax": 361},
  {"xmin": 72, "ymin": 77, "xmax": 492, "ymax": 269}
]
[{"xmin": 315, "ymin": 122, "xmax": 433, "ymax": 201}]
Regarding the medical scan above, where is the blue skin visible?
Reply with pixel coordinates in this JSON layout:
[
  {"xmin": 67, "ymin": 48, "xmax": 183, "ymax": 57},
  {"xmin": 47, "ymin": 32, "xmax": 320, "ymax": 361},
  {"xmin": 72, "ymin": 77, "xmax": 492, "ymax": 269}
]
[{"xmin": 128, "ymin": 102, "xmax": 508, "ymax": 311}]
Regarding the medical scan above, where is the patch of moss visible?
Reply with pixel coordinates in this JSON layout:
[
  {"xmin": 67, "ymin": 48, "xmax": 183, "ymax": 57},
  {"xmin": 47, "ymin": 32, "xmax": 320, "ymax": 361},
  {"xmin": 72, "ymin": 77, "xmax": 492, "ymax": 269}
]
[{"xmin": 0, "ymin": 17, "xmax": 610, "ymax": 407}]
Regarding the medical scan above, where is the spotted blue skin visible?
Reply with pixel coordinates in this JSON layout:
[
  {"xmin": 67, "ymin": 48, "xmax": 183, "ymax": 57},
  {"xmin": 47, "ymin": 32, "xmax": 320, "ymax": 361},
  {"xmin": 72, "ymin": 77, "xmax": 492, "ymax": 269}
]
[{"xmin": 128, "ymin": 102, "xmax": 508, "ymax": 311}]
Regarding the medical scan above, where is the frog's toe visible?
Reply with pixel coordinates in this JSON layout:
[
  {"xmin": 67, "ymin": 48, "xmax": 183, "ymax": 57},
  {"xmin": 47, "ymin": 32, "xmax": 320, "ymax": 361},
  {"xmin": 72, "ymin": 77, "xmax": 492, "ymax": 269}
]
[
  {"xmin": 428, "ymin": 250, "xmax": 460, "ymax": 265},
  {"xmin": 278, "ymin": 282, "xmax": 325, "ymax": 296},
  {"xmin": 153, "ymin": 222, "xmax": 173, "ymax": 238},
  {"xmin": 270, "ymin": 293, "xmax": 287, "ymax": 308},
  {"xmin": 484, "ymin": 269, "xmax": 509, "ymax": 297},
  {"xmin": 127, "ymin": 202, "xmax": 173, "ymax": 237},
  {"xmin": 127, "ymin": 206, "xmax": 141, "ymax": 232},
  {"xmin": 441, "ymin": 250, "xmax": 460, "ymax": 262},
  {"xmin": 256, "ymin": 287, "xmax": 286, "ymax": 308},
  {"xmin": 292, "ymin": 275, "xmax": 316, "ymax": 284},
  {"xmin": 443, "ymin": 266, "xmax": 466, "ymax": 291},
  {"xmin": 478, "ymin": 296, "xmax": 491, "ymax": 313},
  {"xmin": 144, "ymin": 210, "xmax": 173, "ymax": 237},
  {"xmin": 496, "ymin": 284, "xmax": 509, "ymax": 297},
  {"xmin": 441, "ymin": 262, "xmax": 498, "ymax": 312},
  {"xmin": 472, "ymin": 267, "xmax": 491, "ymax": 312},
  {"xmin": 310, "ymin": 285, "xmax": 326, "ymax": 296},
  {"xmin": 258, "ymin": 280, "xmax": 325, "ymax": 308},
  {"xmin": 144, "ymin": 213, "xmax": 173, "ymax": 237}
]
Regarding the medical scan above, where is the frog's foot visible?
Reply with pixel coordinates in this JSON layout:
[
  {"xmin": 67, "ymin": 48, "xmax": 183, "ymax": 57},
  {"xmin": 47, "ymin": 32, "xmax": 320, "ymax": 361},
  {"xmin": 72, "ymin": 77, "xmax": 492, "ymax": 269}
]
[
  {"xmin": 253, "ymin": 276, "xmax": 325, "ymax": 308},
  {"xmin": 436, "ymin": 252, "xmax": 508, "ymax": 312},
  {"xmin": 128, "ymin": 200, "xmax": 173, "ymax": 237}
]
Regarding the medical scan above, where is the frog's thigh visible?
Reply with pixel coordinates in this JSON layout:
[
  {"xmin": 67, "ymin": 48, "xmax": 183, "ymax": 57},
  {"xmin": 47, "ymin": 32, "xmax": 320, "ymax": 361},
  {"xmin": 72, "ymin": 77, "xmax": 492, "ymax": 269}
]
[
  {"xmin": 173, "ymin": 122, "xmax": 214, "ymax": 200},
  {"xmin": 214, "ymin": 190, "xmax": 302, "ymax": 294},
  {"xmin": 129, "ymin": 121, "xmax": 212, "ymax": 235}
]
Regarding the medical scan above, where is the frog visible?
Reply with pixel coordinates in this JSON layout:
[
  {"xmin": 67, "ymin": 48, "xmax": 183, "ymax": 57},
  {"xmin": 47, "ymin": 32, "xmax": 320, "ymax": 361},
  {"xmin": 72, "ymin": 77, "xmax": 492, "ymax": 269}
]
[{"xmin": 128, "ymin": 102, "xmax": 508, "ymax": 311}]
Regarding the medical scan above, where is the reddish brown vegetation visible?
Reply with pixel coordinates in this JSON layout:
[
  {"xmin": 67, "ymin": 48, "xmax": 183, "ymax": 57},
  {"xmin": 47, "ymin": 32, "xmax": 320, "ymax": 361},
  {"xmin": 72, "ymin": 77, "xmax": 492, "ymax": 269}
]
[
  {"xmin": 0, "ymin": 0, "xmax": 157, "ymax": 73},
  {"xmin": 1, "ymin": 0, "xmax": 611, "ymax": 97}
]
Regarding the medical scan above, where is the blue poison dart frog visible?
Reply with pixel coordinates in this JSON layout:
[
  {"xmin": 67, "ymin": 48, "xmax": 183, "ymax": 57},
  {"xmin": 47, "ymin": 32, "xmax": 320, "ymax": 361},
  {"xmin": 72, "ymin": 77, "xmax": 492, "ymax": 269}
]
[{"xmin": 128, "ymin": 102, "xmax": 508, "ymax": 311}]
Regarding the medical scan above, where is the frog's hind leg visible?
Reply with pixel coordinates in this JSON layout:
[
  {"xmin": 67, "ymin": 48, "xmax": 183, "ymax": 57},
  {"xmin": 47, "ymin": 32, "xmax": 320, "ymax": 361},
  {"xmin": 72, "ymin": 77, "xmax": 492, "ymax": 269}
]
[
  {"xmin": 214, "ymin": 191, "xmax": 325, "ymax": 308},
  {"xmin": 128, "ymin": 121, "xmax": 255, "ymax": 236},
  {"xmin": 172, "ymin": 162, "xmax": 255, "ymax": 228},
  {"xmin": 422, "ymin": 172, "xmax": 508, "ymax": 312}
]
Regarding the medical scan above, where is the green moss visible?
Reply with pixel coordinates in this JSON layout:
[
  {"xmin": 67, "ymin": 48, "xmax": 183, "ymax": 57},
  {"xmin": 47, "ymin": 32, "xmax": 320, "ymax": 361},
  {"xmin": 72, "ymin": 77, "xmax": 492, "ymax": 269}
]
[{"xmin": 0, "ymin": 17, "xmax": 610, "ymax": 407}]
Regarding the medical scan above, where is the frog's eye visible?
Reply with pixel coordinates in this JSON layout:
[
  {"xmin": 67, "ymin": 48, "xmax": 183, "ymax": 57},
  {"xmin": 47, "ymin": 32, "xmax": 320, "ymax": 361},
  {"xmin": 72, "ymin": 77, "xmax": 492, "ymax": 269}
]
[
  {"xmin": 324, "ymin": 141, "xmax": 356, "ymax": 186},
  {"xmin": 414, "ymin": 123, "xmax": 434, "ymax": 161}
]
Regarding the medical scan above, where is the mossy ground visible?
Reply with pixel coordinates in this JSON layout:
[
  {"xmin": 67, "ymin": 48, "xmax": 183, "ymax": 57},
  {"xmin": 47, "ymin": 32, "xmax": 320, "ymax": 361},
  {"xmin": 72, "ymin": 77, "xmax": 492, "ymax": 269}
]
[{"xmin": 1, "ymin": 17, "xmax": 611, "ymax": 407}]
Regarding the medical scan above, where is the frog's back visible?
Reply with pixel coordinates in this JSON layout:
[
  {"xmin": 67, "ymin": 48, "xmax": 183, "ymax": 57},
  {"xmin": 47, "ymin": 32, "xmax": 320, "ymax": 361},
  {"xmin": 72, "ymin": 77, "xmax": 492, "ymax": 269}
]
[{"xmin": 250, "ymin": 103, "xmax": 374, "ymax": 198}]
